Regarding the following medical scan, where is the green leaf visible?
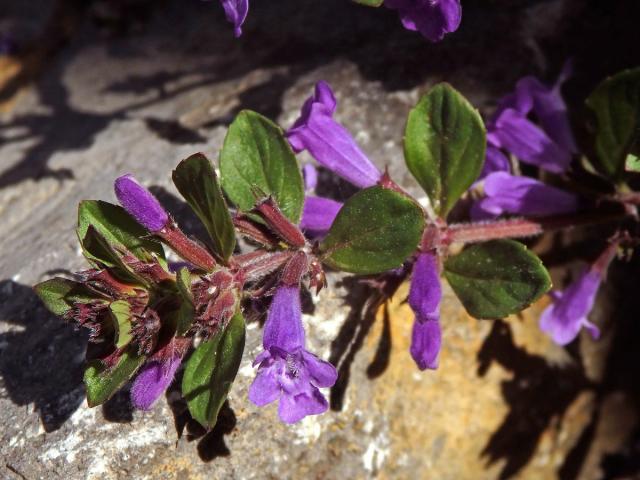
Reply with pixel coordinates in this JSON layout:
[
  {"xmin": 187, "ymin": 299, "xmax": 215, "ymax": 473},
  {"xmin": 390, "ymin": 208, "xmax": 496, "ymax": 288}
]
[
  {"xmin": 182, "ymin": 311, "xmax": 245, "ymax": 428},
  {"xmin": 84, "ymin": 350, "xmax": 146, "ymax": 407},
  {"xmin": 444, "ymin": 240, "xmax": 552, "ymax": 319},
  {"xmin": 110, "ymin": 300, "xmax": 133, "ymax": 349},
  {"xmin": 353, "ymin": 0, "xmax": 383, "ymax": 5},
  {"xmin": 624, "ymin": 137, "xmax": 640, "ymax": 173},
  {"xmin": 78, "ymin": 200, "xmax": 166, "ymax": 264},
  {"xmin": 219, "ymin": 110, "xmax": 304, "ymax": 223},
  {"xmin": 586, "ymin": 68, "xmax": 640, "ymax": 179},
  {"xmin": 173, "ymin": 153, "xmax": 236, "ymax": 262},
  {"xmin": 404, "ymin": 83, "xmax": 486, "ymax": 217},
  {"xmin": 319, "ymin": 186, "xmax": 425, "ymax": 274},
  {"xmin": 80, "ymin": 226, "xmax": 143, "ymax": 285},
  {"xmin": 34, "ymin": 278, "xmax": 103, "ymax": 316}
]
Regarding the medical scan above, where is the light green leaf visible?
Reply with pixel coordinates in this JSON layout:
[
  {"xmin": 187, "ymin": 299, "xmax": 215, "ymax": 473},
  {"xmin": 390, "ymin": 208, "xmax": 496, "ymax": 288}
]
[{"xmin": 110, "ymin": 300, "xmax": 133, "ymax": 349}]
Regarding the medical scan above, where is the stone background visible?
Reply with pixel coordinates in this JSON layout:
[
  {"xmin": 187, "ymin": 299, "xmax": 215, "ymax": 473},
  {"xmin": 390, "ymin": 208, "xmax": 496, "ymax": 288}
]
[{"xmin": 0, "ymin": 0, "xmax": 639, "ymax": 478}]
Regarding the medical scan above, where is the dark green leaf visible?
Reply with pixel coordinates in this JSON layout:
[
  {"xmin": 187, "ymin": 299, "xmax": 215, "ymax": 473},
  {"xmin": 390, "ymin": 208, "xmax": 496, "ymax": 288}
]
[
  {"xmin": 173, "ymin": 153, "xmax": 236, "ymax": 262},
  {"xmin": 444, "ymin": 240, "xmax": 551, "ymax": 319},
  {"xmin": 319, "ymin": 186, "xmax": 425, "ymax": 274},
  {"xmin": 404, "ymin": 83, "xmax": 486, "ymax": 216},
  {"xmin": 34, "ymin": 278, "xmax": 103, "ymax": 316},
  {"xmin": 84, "ymin": 350, "xmax": 145, "ymax": 407},
  {"xmin": 586, "ymin": 68, "xmax": 640, "ymax": 179},
  {"xmin": 182, "ymin": 311, "xmax": 245, "ymax": 428},
  {"xmin": 78, "ymin": 200, "xmax": 166, "ymax": 264},
  {"xmin": 110, "ymin": 300, "xmax": 133, "ymax": 349},
  {"xmin": 219, "ymin": 110, "xmax": 304, "ymax": 223}
]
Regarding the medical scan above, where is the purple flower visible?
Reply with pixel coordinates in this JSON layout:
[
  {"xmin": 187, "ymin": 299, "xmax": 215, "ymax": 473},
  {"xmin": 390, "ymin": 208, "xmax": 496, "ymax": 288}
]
[
  {"xmin": 408, "ymin": 252, "xmax": 442, "ymax": 370},
  {"xmin": 114, "ymin": 174, "xmax": 169, "ymax": 232},
  {"xmin": 300, "ymin": 196, "xmax": 343, "ymax": 234},
  {"xmin": 539, "ymin": 269, "xmax": 601, "ymax": 346},
  {"xmin": 384, "ymin": 0, "xmax": 462, "ymax": 42},
  {"xmin": 478, "ymin": 144, "xmax": 511, "ymax": 180},
  {"xmin": 220, "ymin": 0, "xmax": 249, "ymax": 37},
  {"xmin": 472, "ymin": 172, "xmax": 580, "ymax": 220},
  {"xmin": 131, "ymin": 356, "xmax": 182, "ymax": 410},
  {"xmin": 487, "ymin": 63, "xmax": 577, "ymax": 173},
  {"xmin": 249, "ymin": 286, "xmax": 337, "ymax": 423},
  {"xmin": 303, "ymin": 164, "xmax": 318, "ymax": 192},
  {"xmin": 287, "ymin": 81, "xmax": 382, "ymax": 189}
]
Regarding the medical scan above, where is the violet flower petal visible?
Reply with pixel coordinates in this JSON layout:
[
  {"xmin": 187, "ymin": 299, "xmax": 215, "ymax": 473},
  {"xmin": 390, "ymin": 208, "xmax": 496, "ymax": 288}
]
[
  {"xmin": 471, "ymin": 172, "xmax": 579, "ymax": 220},
  {"xmin": 262, "ymin": 286, "xmax": 305, "ymax": 352},
  {"xmin": 220, "ymin": 0, "xmax": 249, "ymax": 37},
  {"xmin": 410, "ymin": 317, "xmax": 442, "ymax": 370},
  {"xmin": 299, "ymin": 196, "xmax": 343, "ymax": 234},
  {"xmin": 479, "ymin": 144, "xmax": 511, "ymax": 180},
  {"xmin": 287, "ymin": 82, "xmax": 381, "ymax": 188},
  {"xmin": 277, "ymin": 387, "xmax": 328, "ymax": 424},
  {"xmin": 303, "ymin": 163, "xmax": 318, "ymax": 192},
  {"xmin": 515, "ymin": 62, "xmax": 577, "ymax": 153},
  {"xmin": 539, "ymin": 269, "xmax": 601, "ymax": 345},
  {"xmin": 385, "ymin": 0, "xmax": 462, "ymax": 42},
  {"xmin": 114, "ymin": 174, "xmax": 169, "ymax": 232},
  {"xmin": 490, "ymin": 108, "xmax": 571, "ymax": 173},
  {"xmin": 248, "ymin": 360, "xmax": 281, "ymax": 407},
  {"xmin": 130, "ymin": 356, "xmax": 181, "ymax": 411},
  {"xmin": 301, "ymin": 350, "xmax": 339, "ymax": 388}
]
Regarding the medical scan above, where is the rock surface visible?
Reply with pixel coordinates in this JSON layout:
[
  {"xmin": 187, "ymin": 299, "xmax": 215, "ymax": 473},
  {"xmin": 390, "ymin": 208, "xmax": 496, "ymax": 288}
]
[{"xmin": 1, "ymin": 0, "xmax": 639, "ymax": 479}]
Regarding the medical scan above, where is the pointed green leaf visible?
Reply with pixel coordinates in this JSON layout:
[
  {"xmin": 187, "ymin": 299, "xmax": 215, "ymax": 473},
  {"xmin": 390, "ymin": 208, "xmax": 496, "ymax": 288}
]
[
  {"xmin": 444, "ymin": 240, "xmax": 551, "ymax": 319},
  {"xmin": 172, "ymin": 153, "xmax": 236, "ymax": 262},
  {"xmin": 182, "ymin": 311, "xmax": 245, "ymax": 428},
  {"xmin": 586, "ymin": 68, "xmax": 640, "ymax": 179},
  {"xmin": 404, "ymin": 83, "xmax": 486, "ymax": 217},
  {"xmin": 110, "ymin": 300, "xmax": 133, "ymax": 349},
  {"xmin": 34, "ymin": 278, "xmax": 103, "ymax": 316},
  {"xmin": 84, "ymin": 350, "xmax": 146, "ymax": 407},
  {"xmin": 319, "ymin": 186, "xmax": 425, "ymax": 274},
  {"xmin": 78, "ymin": 200, "xmax": 166, "ymax": 264},
  {"xmin": 219, "ymin": 110, "xmax": 304, "ymax": 223}
]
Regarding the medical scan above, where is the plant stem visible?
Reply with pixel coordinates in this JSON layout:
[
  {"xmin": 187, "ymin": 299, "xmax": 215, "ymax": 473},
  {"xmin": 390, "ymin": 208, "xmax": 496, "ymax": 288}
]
[{"xmin": 445, "ymin": 210, "xmax": 630, "ymax": 245}]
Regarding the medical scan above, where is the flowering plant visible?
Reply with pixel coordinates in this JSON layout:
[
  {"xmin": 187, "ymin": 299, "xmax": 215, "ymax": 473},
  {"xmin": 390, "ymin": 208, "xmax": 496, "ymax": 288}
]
[{"xmin": 35, "ymin": 67, "xmax": 640, "ymax": 428}]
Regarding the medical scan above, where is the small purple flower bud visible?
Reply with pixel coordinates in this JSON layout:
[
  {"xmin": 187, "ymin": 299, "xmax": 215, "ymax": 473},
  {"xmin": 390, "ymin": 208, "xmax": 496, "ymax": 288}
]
[
  {"xmin": 130, "ymin": 356, "xmax": 182, "ymax": 410},
  {"xmin": 299, "ymin": 196, "xmax": 343, "ymax": 235},
  {"xmin": 539, "ymin": 269, "xmax": 601, "ymax": 346},
  {"xmin": 408, "ymin": 253, "xmax": 442, "ymax": 370},
  {"xmin": 471, "ymin": 172, "xmax": 580, "ymax": 220},
  {"xmin": 384, "ymin": 0, "xmax": 462, "ymax": 42},
  {"xmin": 249, "ymin": 286, "xmax": 337, "ymax": 424},
  {"xmin": 287, "ymin": 81, "xmax": 382, "ymax": 189},
  {"xmin": 220, "ymin": 0, "xmax": 249, "ymax": 37},
  {"xmin": 478, "ymin": 144, "xmax": 511, "ymax": 181},
  {"xmin": 114, "ymin": 174, "xmax": 169, "ymax": 232}
]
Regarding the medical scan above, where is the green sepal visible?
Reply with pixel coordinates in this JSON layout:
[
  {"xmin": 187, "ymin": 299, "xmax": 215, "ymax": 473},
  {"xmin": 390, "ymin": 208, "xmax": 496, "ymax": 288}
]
[
  {"xmin": 353, "ymin": 0, "xmax": 383, "ymax": 5},
  {"xmin": 172, "ymin": 153, "xmax": 236, "ymax": 262},
  {"xmin": 444, "ymin": 239, "xmax": 552, "ymax": 319},
  {"xmin": 319, "ymin": 186, "xmax": 425, "ymax": 274},
  {"xmin": 176, "ymin": 267, "xmax": 195, "ymax": 336},
  {"xmin": 109, "ymin": 300, "xmax": 133, "ymax": 349},
  {"xmin": 586, "ymin": 68, "xmax": 640, "ymax": 180},
  {"xmin": 182, "ymin": 311, "xmax": 246, "ymax": 428},
  {"xmin": 219, "ymin": 110, "xmax": 304, "ymax": 223},
  {"xmin": 404, "ymin": 83, "xmax": 486, "ymax": 217},
  {"xmin": 34, "ymin": 278, "xmax": 104, "ymax": 316},
  {"xmin": 84, "ymin": 350, "xmax": 146, "ymax": 407}
]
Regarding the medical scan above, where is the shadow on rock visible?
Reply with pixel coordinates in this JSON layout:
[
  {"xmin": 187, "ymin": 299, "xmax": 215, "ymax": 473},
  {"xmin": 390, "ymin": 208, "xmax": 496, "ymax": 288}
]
[
  {"xmin": 477, "ymin": 320, "xmax": 593, "ymax": 480},
  {"xmin": 0, "ymin": 279, "xmax": 87, "ymax": 432},
  {"xmin": 166, "ymin": 368, "xmax": 237, "ymax": 463}
]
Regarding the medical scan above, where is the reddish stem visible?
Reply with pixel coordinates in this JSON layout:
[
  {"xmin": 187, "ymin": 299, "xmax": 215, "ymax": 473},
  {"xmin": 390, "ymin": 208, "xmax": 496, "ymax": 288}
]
[{"xmin": 159, "ymin": 224, "xmax": 216, "ymax": 272}]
